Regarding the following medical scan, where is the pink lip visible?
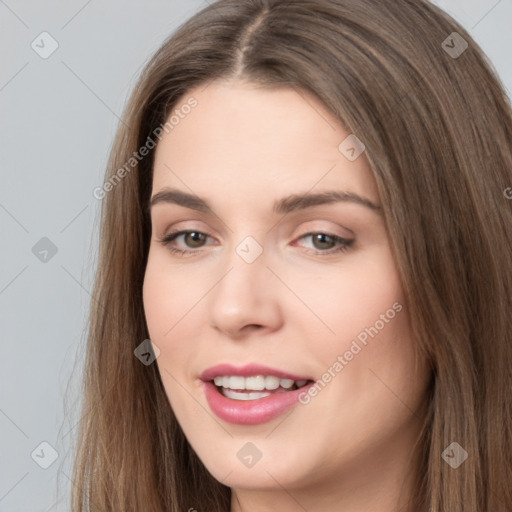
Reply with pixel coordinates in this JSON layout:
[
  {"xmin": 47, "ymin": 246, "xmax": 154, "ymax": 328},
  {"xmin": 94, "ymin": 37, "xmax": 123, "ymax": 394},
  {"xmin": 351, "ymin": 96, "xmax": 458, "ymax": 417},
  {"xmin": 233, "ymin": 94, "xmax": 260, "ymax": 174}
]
[{"xmin": 200, "ymin": 363, "xmax": 314, "ymax": 425}]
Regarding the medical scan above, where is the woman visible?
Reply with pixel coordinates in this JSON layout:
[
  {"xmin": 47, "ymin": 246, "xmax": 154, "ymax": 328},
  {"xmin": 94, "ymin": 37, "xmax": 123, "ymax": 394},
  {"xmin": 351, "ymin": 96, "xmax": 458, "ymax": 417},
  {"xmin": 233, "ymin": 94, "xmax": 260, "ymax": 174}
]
[{"xmin": 72, "ymin": 1, "xmax": 512, "ymax": 510}]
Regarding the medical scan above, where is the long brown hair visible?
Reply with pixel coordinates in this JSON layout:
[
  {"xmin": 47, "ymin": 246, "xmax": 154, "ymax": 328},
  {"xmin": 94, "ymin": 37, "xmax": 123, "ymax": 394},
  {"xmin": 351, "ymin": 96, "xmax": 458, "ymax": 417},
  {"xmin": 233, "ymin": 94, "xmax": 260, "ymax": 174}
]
[{"xmin": 70, "ymin": 1, "xmax": 512, "ymax": 510}]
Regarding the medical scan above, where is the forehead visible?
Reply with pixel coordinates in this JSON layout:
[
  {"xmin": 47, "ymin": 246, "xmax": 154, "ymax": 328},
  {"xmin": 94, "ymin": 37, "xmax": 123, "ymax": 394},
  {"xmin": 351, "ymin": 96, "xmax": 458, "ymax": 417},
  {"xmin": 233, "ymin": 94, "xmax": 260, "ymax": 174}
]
[{"xmin": 151, "ymin": 80, "xmax": 379, "ymax": 207}]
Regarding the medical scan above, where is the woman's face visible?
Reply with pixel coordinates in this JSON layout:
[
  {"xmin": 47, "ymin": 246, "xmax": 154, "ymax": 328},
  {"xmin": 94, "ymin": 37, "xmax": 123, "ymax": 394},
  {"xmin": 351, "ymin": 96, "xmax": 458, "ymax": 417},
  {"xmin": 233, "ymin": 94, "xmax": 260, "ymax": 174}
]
[{"xmin": 143, "ymin": 80, "xmax": 431, "ymax": 508}]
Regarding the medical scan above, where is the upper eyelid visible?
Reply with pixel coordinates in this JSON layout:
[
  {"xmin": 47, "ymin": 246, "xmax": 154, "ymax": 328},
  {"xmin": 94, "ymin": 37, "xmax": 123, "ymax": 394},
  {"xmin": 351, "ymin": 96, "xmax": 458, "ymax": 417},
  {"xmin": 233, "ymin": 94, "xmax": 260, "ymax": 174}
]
[
  {"xmin": 159, "ymin": 218, "xmax": 354, "ymax": 238},
  {"xmin": 162, "ymin": 228, "xmax": 353, "ymax": 246},
  {"xmin": 162, "ymin": 231, "xmax": 354, "ymax": 260}
]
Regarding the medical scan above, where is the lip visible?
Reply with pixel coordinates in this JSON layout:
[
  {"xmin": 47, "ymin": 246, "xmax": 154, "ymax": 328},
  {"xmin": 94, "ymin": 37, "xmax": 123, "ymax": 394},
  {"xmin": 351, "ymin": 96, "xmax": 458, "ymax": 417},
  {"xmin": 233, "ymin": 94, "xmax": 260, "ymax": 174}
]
[
  {"xmin": 200, "ymin": 363, "xmax": 314, "ymax": 425},
  {"xmin": 199, "ymin": 363, "xmax": 313, "ymax": 382},
  {"xmin": 202, "ymin": 381, "xmax": 314, "ymax": 425}
]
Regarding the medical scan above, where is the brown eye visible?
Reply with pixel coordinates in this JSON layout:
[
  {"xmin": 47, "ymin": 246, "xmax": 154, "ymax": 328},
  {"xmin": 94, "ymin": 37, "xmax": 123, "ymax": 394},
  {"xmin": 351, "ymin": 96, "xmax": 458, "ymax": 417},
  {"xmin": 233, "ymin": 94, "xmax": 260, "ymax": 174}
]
[
  {"xmin": 295, "ymin": 232, "xmax": 354, "ymax": 256},
  {"xmin": 158, "ymin": 229, "xmax": 214, "ymax": 256},
  {"xmin": 183, "ymin": 232, "xmax": 207, "ymax": 248},
  {"xmin": 311, "ymin": 233, "xmax": 336, "ymax": 250}
]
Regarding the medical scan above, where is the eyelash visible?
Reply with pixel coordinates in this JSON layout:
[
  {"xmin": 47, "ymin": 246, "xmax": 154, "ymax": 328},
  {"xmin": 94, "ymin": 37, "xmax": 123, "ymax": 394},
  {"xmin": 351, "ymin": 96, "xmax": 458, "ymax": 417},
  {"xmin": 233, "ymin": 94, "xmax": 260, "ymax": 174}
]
[{"xmin": 157, "ymin": 229, "xmax": 354, "ymax": 257}]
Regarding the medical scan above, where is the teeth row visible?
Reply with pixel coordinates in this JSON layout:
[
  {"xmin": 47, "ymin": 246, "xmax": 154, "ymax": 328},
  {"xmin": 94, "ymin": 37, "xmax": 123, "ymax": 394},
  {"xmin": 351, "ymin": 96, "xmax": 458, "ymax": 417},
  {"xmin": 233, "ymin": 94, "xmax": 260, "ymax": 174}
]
[
  {"xmin": 213, "ymin": 375, "xmax": 307, "ymax": 391},
  {"xmin": 222, "ymin": 389, "xmax": 274, "ymax": 401}
]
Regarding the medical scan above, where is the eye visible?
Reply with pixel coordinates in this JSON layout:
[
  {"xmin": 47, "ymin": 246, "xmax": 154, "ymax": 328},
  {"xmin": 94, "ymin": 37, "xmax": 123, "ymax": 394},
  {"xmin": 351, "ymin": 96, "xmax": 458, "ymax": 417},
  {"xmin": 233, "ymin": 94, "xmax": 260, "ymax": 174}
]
[
  {"xmin": 157, "ymin": 230, "xmax": 354, "ymax": 257},
  {"xmin": 157, "ymin": 230, "xmax": 213, "ymax": 256},
  {"xmin": 294, "ymin": 232, "xmax": 354, "ymax": 256}
]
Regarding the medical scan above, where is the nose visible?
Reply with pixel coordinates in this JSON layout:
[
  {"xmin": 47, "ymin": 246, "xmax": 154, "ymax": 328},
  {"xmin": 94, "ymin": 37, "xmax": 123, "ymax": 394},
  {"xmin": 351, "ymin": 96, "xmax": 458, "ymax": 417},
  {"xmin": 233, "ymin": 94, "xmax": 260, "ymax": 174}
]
[{"xmin": 208, "ymin": 245, "xmax": 284, "ymax": 340}]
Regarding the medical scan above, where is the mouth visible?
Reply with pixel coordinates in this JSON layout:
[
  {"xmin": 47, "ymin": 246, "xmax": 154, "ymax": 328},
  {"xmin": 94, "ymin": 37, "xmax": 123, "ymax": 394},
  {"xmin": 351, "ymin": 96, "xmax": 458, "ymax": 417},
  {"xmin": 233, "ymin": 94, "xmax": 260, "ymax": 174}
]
[
  {"xmin": 199, "ymin": 364, "xmax": 316, "ymax": 425},
  {"xmin": 210, "ymin": 375, "xmax": 313, "ymax": 401}
]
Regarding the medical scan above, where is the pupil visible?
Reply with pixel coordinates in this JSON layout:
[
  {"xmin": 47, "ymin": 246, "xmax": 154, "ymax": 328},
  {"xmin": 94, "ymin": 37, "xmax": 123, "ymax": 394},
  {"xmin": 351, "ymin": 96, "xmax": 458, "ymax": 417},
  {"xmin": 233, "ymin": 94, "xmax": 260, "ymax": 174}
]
[
  {"xmin": 186, "ymin": 232, "xmax": 205, "ymax": 248},
  {"xmin": 313, "ymin": 233, "xmax": 333, "ymax": 249}
]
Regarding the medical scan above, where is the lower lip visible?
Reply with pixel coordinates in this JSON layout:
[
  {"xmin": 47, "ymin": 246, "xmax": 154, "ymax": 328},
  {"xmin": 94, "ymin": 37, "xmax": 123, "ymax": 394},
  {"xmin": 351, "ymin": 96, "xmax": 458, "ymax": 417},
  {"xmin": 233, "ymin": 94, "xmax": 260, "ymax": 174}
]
[{"xmin": 202, "ymin": 381, "xmax": 313, "ymax": 425}]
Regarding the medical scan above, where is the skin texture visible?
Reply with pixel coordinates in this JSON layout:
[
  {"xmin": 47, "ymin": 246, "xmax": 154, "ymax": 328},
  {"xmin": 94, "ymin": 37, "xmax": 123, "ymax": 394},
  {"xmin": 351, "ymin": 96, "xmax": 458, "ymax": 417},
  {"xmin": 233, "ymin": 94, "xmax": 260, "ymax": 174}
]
[{"xmin": 143, "ymin": 79, "xmax": 432, "ymax": 512}]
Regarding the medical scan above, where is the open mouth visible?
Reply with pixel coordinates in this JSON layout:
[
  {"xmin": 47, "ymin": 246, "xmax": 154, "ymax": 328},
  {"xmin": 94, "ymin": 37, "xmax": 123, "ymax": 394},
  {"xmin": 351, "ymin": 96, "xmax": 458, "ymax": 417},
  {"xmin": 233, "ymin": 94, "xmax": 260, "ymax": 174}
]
[
  {"xmin": 211, "ymin": 376, "xmax": 314, "ymax": 401},
  {"xmin": 201, "ymin": 372, "xmax": 316, "ymax": 424}
]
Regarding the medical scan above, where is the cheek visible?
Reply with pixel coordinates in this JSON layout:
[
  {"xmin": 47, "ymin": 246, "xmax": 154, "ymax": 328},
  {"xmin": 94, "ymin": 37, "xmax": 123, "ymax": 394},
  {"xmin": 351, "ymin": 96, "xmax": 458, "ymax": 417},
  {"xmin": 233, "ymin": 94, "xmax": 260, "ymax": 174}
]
[
  {"xmin": 142, "ymin": 252, "xmax": 206, "ymax": 395},
  {"xmin": 298, "ymin": 247, "xmax": 405, "ymax": 343},
  {"xmin": 142, "ymin": 269, "xmax": 168, "ymax": 340},
  {"xmin": 296, "ymin": 247, "xmax": 412, "ymax": 396},
  {"xmin": 142, "ymin": 261, "xmax": 191, "ymax": 414},
  {"xmin": 142, "ymin": 252, "xmax": 199, "ymax": 339}
]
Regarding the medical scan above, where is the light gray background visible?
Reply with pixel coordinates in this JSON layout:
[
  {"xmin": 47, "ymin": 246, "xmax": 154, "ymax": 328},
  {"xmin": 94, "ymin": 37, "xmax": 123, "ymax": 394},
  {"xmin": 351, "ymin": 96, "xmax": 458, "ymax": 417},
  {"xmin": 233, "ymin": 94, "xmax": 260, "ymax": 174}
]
[{"xmin": 0, "ymin": 1, "xmax": 510, "ymax": 510}]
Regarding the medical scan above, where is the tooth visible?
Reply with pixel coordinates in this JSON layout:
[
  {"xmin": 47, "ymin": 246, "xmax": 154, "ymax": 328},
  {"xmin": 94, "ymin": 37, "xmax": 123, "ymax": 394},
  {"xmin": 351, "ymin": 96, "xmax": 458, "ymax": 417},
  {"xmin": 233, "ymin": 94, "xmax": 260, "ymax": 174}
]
[
  {"xmin": 214, "ymin": 375, "xmax": 304, "ymax": 391},
  {"xmin": 223, "ymin": 389, "xmax": 250, "ymax": 400},
  {"xmin": 248, "ymin": 391, "xmax": 272, "ymax": 400},
  {"xmin": 228, "ymin": 376, "xmax": 245, "ymax": 390},
  {"xmin": 245, "ymin": 375, "xmax": 266, "ymax": 390},
  {"xmin": 265, "ymin": 375, "xmax": 280, "ymax": 390},
  {"xmin": 280, "ymin": 378, "xmax": 294, "ymax": 389},
  {"xmin": 223, "ymin": 388, "xmax": 271, "ymax": 400}
]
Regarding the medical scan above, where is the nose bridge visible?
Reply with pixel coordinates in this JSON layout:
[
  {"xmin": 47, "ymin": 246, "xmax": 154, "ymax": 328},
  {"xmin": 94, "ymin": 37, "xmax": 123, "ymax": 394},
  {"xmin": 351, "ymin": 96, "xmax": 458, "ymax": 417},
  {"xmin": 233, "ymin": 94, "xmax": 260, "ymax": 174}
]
[
  {"xmin": 207, "ymin": 234, "xmax": 282, "ymax": 336},
  {"xmin": 214, "ymin": 234, "xmax": 269, "ymax": 307}
]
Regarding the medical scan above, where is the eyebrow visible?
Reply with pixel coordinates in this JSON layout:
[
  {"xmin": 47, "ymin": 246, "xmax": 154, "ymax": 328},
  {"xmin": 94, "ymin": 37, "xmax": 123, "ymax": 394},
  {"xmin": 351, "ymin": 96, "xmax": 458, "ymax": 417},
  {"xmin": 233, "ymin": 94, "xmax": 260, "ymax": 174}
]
[{"xmin": 148, "ymin": 188, "xmax": 382, "ymax": 216}]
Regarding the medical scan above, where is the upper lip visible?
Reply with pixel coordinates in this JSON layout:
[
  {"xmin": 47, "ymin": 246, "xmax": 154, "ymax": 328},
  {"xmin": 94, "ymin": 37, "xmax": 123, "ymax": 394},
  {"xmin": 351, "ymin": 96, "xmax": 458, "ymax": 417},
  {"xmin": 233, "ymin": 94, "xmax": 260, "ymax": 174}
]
[{"xmin": 200, "ymin": 363, "xmax": 313, "ymax": 382}]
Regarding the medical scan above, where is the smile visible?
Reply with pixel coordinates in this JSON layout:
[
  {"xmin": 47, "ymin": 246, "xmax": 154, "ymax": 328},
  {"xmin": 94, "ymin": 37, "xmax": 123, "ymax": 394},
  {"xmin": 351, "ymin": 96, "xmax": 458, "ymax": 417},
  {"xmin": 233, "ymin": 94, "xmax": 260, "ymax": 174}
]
[
  {"xmin": 213, "ymin": 375, "xmax": 309, "ymax": 399},
  {"xmin": 200, "ymin": 364, "xmax": 315, "ymax": 425}
]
